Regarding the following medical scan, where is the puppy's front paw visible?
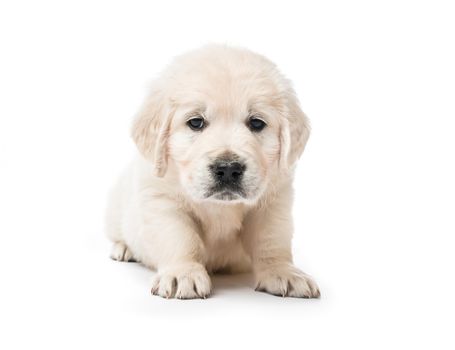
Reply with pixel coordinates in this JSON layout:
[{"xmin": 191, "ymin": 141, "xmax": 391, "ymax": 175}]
[
  {"xmin": 255, "ymin": 264, "xmax": 320, "ymax": 298},
  {"xmin": 151, "ymin": 263, "xmax": 212, "ymax": 299}
]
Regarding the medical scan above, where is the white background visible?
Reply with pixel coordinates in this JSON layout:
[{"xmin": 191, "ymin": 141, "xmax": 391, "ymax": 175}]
[{"xmin": 0, "ymin": 0, "xmax": 454, "ymax": 349}]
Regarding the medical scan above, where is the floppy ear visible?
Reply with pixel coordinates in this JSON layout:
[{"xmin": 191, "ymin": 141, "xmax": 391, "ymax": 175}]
[
  {"xmin": 280, "ymin": 91, "xmax": 311, "ymax": 170},
  {"xmin": 131, "ymin": 88, "xmax": 172, "ymax": 177}
]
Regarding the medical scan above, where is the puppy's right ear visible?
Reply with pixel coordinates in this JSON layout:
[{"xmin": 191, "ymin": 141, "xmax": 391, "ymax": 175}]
[{"xmin": 131, "ymin": 88, "xmax": 171, "ymax": 177}]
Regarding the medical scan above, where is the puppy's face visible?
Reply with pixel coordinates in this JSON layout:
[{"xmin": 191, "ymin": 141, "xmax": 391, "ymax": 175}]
[
  {"xmin": 132, "ymin": 46, "xmax": 310, "ymax": 205},
  {"xmin": 168, "ymin": 100, "xmax": 281, "ymax": 204}
]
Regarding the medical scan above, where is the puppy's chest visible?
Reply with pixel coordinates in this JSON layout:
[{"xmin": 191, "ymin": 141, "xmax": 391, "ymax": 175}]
[{"xmin": 194, "ymin": 205, "xmax": 245, "ymax": 245}]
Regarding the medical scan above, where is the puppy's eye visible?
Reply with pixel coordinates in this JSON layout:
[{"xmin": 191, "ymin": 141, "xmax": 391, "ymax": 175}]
[
  {"xmin": 186, "ymin": 117, "xmax": 205, "ymax": 131},
  {"xmin": 247, "ymin": 117, "xmax": 267, "ymax": 132}
]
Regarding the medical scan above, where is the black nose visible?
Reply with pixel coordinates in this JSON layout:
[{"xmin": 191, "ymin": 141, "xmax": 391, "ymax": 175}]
[{"xmin": 212, "ymin": 161, "xmax": 245, "ymax": 184}]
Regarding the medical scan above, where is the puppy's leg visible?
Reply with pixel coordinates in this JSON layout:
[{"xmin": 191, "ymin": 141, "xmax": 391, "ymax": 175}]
[
  {"xmin": 105, "ymin": 180, "xmax": 136, "ymax": 262},
  {"xmin": 243, "ymin": 187, "xmax": 320, "ymax": 298},
  {"xmin": 110, "ymin": 241, "xmax": 135, "ymax": 262},
  {"xmin": 135, "ymin": 199, "xmax": 211, "ymax": 299}
]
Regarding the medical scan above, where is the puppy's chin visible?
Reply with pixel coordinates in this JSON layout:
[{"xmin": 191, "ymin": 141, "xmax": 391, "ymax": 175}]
[
  {"xmin": 204, "ymin": 190, "xmax": 249, "ymax": 204},
  {"xmin": 204, "ymin": 196, "xmax": 258, "ymax": 206},
  {"xmin": 186, "ymin": 187, "xmax": 264, "ymax": 206}
]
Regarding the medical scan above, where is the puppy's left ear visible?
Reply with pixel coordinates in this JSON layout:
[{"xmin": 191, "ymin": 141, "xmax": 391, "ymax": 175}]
[{"xmin": 280, "ymin": 90, "xmax": 311, "ymax": 170}]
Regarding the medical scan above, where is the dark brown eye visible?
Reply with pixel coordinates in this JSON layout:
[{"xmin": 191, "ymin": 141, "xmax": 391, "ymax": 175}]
[
  {"xmin": 248, "ymin": 117, "xmax": 267, "ymax": 132},
  {"xmin": 187, "ymin": 117, "xmax": 205, "ymax": 131}
]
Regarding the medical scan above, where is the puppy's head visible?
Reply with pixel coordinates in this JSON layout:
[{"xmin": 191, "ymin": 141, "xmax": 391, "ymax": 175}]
[{"xmin": 132, "ymin": 45, "xmax": 310, "ymax": 204}]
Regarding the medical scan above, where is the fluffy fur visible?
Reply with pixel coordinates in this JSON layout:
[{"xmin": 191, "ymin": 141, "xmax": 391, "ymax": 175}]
[{"xmin": 106, "ymin": 45, "xmax": 320, "ymax": 299}]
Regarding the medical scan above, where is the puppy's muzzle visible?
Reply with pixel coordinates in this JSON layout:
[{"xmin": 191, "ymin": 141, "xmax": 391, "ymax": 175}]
[
  {"xmin": 212, "ymin": 161, "xmax": 245, "ymax": 185},
  {"xmin": 207, "ymin": 156, "xmax": 247, "ymax": 199}
]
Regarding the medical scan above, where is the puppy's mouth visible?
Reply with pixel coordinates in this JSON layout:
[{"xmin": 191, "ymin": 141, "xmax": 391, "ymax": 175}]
[{"xmin": 209, "ymin": 190, "xmax": 244, "ymax": 201}]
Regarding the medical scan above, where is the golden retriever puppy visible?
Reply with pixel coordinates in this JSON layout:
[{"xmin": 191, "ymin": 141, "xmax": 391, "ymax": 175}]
[{"xmin": 105, "ymin": 45, "xmax": 320, "ymax": 299}]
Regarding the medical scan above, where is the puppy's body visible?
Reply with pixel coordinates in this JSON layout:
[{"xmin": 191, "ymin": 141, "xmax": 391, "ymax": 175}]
[
  {"xmin": 107, "ymin": 156, "xmax": 251, "ymax": 273},
  {"xmin": 106, "ymin": 45, "xmax": 320, "ymax": 299}
]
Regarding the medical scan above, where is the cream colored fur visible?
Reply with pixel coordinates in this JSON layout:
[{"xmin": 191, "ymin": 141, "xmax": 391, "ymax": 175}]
[{"xmin": 106, "ymin": 45, "xmax": 319, "ymax": 299}]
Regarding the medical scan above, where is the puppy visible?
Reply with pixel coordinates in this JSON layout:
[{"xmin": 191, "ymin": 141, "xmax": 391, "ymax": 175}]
[{"xmin": 106, "ymin": 45, "xmax": 320, "ymax": 299}]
